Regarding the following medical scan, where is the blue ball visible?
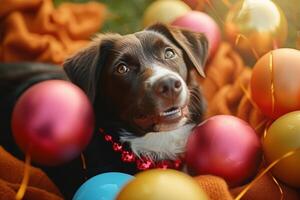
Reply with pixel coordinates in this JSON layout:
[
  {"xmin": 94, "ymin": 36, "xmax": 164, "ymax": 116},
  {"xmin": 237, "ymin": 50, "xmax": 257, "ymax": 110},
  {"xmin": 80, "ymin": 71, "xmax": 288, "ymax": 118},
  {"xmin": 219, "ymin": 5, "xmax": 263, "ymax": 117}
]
[{"xmin": 73, "ymin": 172, "xmax": 134, "ymax": 200}]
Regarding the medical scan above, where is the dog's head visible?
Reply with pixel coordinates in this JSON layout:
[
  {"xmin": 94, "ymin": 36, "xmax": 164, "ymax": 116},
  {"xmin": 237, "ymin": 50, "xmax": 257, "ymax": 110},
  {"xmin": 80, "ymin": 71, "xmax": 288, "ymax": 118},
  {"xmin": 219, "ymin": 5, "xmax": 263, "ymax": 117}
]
[{"xmin": 63, "ymin": 24, "xmax": 208, "ymax": 135}]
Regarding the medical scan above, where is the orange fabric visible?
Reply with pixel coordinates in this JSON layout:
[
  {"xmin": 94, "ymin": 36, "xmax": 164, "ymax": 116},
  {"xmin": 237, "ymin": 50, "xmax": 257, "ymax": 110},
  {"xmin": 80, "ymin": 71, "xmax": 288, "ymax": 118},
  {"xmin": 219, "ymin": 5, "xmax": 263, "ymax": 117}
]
[
  {"xmin": 230, "ymin": 173, "xmax": 300, "ymax": 200},
  {"xmin": 195, "ymin": 175, "xmax": 233, "ymax": 200},
  {"xmin": 199, "ymin": 42, "xmax": 267, "ymax": 135},
  {"xmin": 195, "ymin": 173, "xmax": 300, "ymax": 200},
  {"xmin": 0, "ymin": 0, "xmax": 106, "ymax": 64},
  {"xmin": 0, "ymin": 146, "xmax": 63, "ymax": 200}
]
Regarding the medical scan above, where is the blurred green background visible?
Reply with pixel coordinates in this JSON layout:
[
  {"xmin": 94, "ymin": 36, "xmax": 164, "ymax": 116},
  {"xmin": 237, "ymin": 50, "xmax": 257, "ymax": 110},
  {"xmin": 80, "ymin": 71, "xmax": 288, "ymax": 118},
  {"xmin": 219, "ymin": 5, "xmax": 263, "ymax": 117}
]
[
  {"xmin": 53, "ymin": 0, "xmax": 300, "ymax": 48},
  {"xmin": 54, "ymin": 0, "xmax": 152, "ymax": 34}
]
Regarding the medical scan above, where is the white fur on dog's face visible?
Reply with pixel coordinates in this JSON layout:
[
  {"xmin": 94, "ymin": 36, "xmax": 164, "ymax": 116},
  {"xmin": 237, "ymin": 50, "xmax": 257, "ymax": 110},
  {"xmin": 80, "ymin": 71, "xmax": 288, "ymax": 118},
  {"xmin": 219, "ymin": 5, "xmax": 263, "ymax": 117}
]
[
  {"xmin": 121, "ymin": 65, "xmax": 195, "ymax": 162},
  {"xmin": 145, "ymin": 65, "xmax": 189, "ymax": 132},
  {"xmin": 120, "ymin": 123, "xmax": 195, "ymax": 161}
]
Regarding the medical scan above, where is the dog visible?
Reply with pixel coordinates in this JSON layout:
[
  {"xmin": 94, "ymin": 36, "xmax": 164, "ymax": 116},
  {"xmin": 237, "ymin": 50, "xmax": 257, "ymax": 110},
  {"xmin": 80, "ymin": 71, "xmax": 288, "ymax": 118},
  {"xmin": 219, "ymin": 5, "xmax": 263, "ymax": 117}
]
[
  {"xmin": 63, "ymin": 23, "xmax": 208, "ymax": 161},
  {"xmin": 0, "ymin": 23, "xmax": 208, "ymax": 199}
]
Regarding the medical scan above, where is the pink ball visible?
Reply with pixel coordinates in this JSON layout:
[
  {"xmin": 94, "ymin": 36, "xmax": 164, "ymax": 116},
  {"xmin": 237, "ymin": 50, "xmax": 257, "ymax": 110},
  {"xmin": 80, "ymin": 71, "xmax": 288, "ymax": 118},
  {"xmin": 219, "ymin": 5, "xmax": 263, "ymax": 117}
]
[
  {"xmin": 12, "ymin": 80, "xmax": 94, "ymax": 166},
  {"xmin": 186, "ymin": 115, "xmax": 261, "ymax": 187},
  {"xmin": 171, "ymin": 11, "xmax": 221, "ymax": 59}
]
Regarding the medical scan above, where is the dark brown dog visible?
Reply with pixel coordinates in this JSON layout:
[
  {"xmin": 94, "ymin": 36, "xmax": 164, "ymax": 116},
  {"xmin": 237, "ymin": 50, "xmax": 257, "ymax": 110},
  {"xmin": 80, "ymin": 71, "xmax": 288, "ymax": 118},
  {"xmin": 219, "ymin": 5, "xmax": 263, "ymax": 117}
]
[
  {"xmin": 0, "ymin": 23, "xmax": 209, "ymax": 198},
  {"xmin": 64, "ymin": 23, "xmax": 208, "ymax": 161}
]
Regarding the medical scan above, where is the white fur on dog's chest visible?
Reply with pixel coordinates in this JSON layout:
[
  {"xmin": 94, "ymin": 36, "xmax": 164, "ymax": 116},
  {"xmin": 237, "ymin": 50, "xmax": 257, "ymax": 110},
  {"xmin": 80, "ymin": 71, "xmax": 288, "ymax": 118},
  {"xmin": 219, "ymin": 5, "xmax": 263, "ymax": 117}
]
[{"xmin": 120, "ymin": 123, "xmax": 195, "ymax": 161}]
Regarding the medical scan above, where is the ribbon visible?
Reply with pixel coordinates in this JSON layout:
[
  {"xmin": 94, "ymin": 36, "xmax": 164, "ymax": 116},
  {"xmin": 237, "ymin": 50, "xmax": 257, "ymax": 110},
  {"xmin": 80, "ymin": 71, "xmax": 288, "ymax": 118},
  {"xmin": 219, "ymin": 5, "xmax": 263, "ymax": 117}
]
[{"xmin": 16, "ymin": 153, "xmax": 31, "ymax": 200}]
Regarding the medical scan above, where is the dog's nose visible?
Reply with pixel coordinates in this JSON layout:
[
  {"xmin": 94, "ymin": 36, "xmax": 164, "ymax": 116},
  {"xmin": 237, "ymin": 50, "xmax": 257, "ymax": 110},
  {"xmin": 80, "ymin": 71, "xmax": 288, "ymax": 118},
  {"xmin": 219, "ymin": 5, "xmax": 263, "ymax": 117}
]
[{"xmin": 154, "ymin": 76, "xmax": 182, "ymax": 99}]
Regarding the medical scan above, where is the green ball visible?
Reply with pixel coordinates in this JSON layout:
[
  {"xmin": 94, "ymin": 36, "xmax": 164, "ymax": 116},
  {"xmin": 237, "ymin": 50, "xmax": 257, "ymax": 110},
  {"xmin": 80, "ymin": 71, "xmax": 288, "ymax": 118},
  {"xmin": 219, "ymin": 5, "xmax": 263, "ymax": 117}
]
[{"xmin": 263, "ymin": 111, "xmax": 300, "ymax": 188}]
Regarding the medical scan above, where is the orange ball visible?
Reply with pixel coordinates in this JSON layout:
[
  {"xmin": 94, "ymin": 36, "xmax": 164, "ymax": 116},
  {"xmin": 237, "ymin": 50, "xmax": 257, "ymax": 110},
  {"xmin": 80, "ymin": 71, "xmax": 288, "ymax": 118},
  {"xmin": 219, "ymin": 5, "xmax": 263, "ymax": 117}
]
[{"xmin": 251, "ymin": 48, "xmax": 300, "ymax": 119}]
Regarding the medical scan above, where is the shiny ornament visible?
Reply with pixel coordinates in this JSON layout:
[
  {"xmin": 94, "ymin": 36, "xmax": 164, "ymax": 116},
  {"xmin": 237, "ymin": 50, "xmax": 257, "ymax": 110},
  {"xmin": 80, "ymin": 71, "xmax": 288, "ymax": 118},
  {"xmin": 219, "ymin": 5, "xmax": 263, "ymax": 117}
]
[
  {"xmin": 263, "ymin": 111, "xmax": 300, "ymax": 188},
  {"xmin": 251, "ymin": 48, "xmax": 300, "ymax": 119},
  {"xmin": 12, "ymin": 80, "xmax": 94, "ymax": 166},
  {"xmin": 143, "ymin": 0, "xmax": 191, "ymax": 27},
  {"xmin": 116, "ymin": 169, "xmax": 208, "ymax": 200},
  {"xmin": 224, "ymin": 0, "xmax": 287, "ymax": 58},
  {"xmin": 186, "ymin": 115, "xmax": 261, "ymax": 187},
  {"xmin": 73, "ymin": 172, "xmax": 134, "ymax": 200},
  {"xmin": 172, "ymin": 11, "xmax": 221, "ymax": 58}
]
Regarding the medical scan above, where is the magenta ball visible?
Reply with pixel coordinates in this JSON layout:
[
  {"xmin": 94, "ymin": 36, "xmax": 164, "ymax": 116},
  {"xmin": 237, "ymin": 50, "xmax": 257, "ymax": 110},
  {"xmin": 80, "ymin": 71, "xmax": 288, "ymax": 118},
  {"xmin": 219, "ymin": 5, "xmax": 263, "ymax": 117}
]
[
  {"xmin": 186, "ymin": 115, "xmax": 261, "ymax": 187},
  {"xmin": 171, "ymin": 11, "xmax": 221, "ymax": 58},
  {"xmin": 11, "ymin": 80, "xmax": 94, "ymax": 166}
]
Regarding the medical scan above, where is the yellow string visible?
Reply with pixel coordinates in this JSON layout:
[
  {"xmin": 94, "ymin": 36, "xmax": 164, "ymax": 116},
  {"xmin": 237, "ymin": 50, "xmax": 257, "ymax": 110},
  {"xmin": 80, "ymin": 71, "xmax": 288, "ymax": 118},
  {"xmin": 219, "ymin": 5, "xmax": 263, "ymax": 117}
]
[
  {"xmin": 239, "ymin": 84, "xmax": 259, "ymax": 111},
  {"xmin": 16, "ymin": 154, "xmax": 31, "ymax": 200},
  {"xmin": 271, "ymin": 176, "xmax": 284, "ymax": 200},
  {"xmin": 239, "ymin": 83, "xmax": 269, "ymax": 136},
  {"xmin": 263, "ymin": 125, "xmax": 268, "ymax": 139},
  {"xmin": 81, "ymin": 153, "xmax": 87, "ymax": 170},
  {"xmin": 254, "ymin": 119, "xmax": 267, "ymax": 132},
  {"xmin": 262, "ymin": 120, "xmax": 273, "ymax": 139},
  {"xmin": 234, "ymin": 148, "xmax": 300, "ymax": 200},
  {"xmin": 80, "ymin": 153, "xmax": 88, "ymax": 180},
  {"xmin": 269, "ymin": 51, "xmax": 275, "ymax": 114},
  {"xmin": 235, "ymin": 34, "xmax": 259, "ymax": 60}
]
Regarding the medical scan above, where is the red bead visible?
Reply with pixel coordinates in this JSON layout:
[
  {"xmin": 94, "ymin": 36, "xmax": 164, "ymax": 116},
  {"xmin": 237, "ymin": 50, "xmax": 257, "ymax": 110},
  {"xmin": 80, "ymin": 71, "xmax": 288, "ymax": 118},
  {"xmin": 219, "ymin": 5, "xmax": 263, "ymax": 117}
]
[
  {"xmin": 156, "ymin": 160, "xmax": 171, "ymax": 169},
  {"xmin": 112, "ymin": 142, "xmax": 123, "ymax": 152},
  {"xmin": 174, "ymin": 159, "xmax": 182, "ymax": 169},
  {"xmin": 121, "ymin": 151, "xmax": 135, "ymax": 162},
  {"xmin": 99, "ymin": 130, "xmax": 184, "ymax": 171},
  {"xmin": 104, "ymin": 134, "xmax": 112, "ymax": 142},
  {"xmin": 136, "ymin": 157, "xmax": 154, "ymax": 170}
]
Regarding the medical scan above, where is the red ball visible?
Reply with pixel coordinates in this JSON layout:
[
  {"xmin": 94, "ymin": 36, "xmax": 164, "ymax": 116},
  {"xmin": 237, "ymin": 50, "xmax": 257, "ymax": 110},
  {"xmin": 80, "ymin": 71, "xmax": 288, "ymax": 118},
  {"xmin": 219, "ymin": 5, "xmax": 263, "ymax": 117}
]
[
  {"xmin": 12, "ymin": 80, "xmax": 94, "ymax": 166},
  {"xmin": 171, "ymin": 11, "xmax": 221, "ymax": 59},
  {"xmin": 186, "ymin": 115, "xmax": 261, "ymax": 187}
]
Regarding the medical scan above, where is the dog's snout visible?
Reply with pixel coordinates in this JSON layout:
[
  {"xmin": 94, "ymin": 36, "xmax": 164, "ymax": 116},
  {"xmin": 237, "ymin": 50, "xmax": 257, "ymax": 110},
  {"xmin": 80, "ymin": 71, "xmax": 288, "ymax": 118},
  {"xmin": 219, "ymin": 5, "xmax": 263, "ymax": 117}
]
[{"xmin": 154, "ymin": 76, "xmax": 182, "ymax": 99}]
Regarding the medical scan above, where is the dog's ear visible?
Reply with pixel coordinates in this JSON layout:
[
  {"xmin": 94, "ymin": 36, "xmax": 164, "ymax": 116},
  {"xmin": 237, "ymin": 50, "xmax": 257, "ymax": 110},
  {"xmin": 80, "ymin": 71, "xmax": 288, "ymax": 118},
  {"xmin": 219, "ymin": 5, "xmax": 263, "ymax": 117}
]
[
  {"xmin": 146, "ymin": 23, "xmax": 208, "ymax": 77},
  {"xmin": 63, "ymin": 34, "xmax": 120, "ymax": 102}
]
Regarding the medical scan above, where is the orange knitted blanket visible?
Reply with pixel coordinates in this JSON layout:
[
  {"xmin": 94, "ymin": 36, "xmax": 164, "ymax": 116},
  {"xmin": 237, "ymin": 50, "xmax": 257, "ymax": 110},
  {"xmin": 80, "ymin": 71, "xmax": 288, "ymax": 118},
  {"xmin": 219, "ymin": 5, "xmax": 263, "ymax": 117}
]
[
  {"xmin": 0, "ymin": 0, "xmax": 300, "ymax": 199},
  {"xmin": 0, "ymin": 147, "xmax": 63, "ymax": 200},
  {"xmin": 0, "ymin": 0, "xmax": 106, "ymax": 64}
]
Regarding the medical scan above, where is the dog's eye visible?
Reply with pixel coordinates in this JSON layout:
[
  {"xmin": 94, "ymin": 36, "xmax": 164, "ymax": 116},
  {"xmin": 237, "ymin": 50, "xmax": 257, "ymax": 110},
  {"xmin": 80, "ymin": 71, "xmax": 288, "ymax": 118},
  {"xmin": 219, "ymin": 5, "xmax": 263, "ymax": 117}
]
[
  {"xmin": 164, "ymin": 48, "xmax": 176, "ymax": 59},
  {"xmin": 116, "ymin": 64, "xmax": 130, "ymax": 74}
]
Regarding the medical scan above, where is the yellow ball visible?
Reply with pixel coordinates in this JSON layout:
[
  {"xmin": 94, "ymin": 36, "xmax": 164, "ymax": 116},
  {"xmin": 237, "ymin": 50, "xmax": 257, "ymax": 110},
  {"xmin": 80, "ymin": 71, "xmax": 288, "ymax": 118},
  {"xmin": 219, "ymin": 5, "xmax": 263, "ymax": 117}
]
[
  {"xmin": 224, "ymin": 0, "xmax": 287, "ymax": 58},
  {"xmin": 116, "ymin": 169, "xmax": 208, "ymax": 200},
  {"xmin": 263, "ymin": 111, "xmax": 300, "ymax": 188},
  {"xmin": 143, "ymin": 0, "xmax": 191, "ymax": 27}
]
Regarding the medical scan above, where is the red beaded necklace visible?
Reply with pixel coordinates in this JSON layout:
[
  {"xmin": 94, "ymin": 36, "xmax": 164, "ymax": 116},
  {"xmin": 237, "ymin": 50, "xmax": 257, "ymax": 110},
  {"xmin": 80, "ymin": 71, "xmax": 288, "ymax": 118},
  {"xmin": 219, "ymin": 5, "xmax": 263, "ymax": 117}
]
[{"xmin": 98, "ymin": 128, "xmax": 183, "ymax": 170}]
